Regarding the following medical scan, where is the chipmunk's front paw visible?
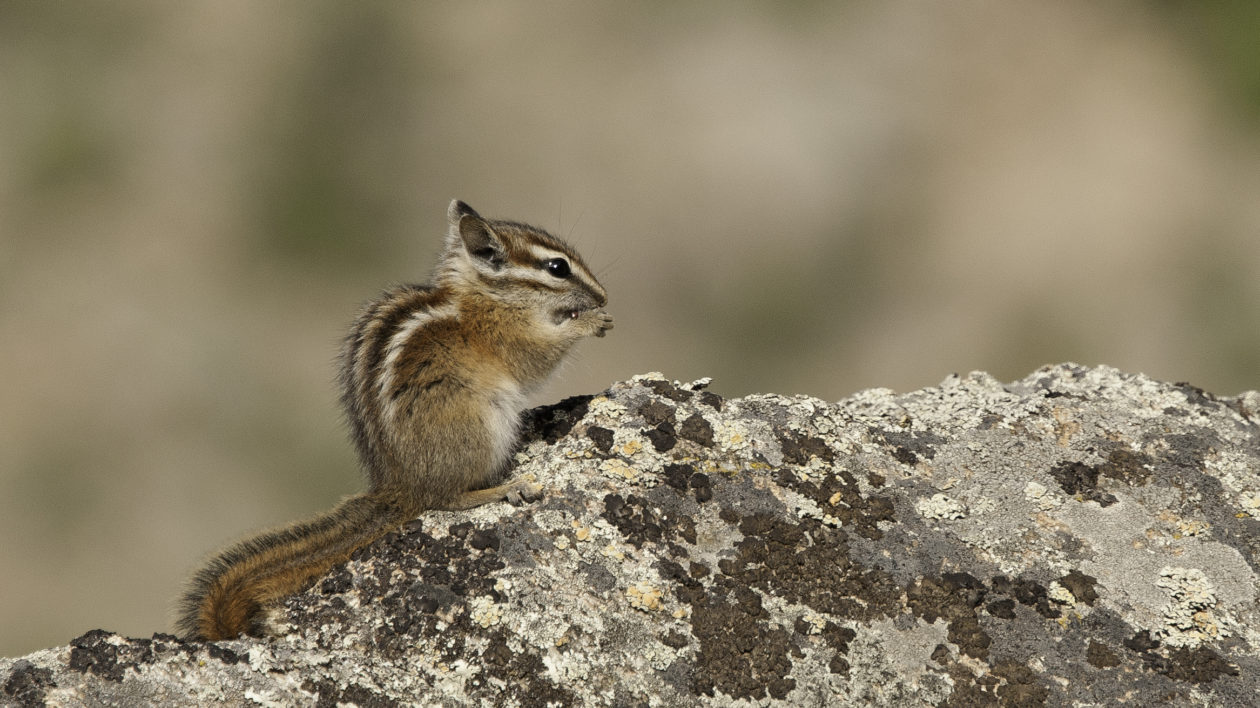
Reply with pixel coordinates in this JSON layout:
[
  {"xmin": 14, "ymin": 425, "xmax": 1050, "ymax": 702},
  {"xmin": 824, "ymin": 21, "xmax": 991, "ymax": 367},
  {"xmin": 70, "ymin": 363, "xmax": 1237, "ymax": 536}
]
[
  {"xmin": 504, "ymin": 473, "xmax": 544, "ymax": 505},
  {"xmin": 592, "ymin": 310, "xmax": 614, "ymax": 338}
]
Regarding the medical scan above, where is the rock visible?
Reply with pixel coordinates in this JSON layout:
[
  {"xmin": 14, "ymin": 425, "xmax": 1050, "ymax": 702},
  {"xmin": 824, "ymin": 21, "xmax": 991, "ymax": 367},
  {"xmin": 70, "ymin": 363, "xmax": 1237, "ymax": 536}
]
[{"xmin": 3, "ymin": 364, "xmax": 1259, "ymax": 707}]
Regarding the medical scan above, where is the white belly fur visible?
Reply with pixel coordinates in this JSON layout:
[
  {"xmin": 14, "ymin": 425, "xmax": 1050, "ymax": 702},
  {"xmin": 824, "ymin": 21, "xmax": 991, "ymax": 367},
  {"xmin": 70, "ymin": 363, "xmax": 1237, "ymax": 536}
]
[{"xmin": 485, "ymin": 379, "xmax": 527, "ymax": 473}]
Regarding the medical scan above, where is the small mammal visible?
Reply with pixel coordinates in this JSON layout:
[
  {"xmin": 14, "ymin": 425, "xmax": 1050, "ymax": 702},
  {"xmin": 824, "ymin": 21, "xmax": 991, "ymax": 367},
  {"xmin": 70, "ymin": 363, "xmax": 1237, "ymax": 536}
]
[{"xmin": 177, "ymin": 200, "xmax": 612, "ymax": 640}]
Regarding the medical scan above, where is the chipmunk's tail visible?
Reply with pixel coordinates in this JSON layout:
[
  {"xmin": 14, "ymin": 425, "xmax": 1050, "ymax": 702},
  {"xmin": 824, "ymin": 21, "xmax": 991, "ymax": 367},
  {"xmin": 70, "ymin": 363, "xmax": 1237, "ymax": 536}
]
[{"xmin": 176, "ymin": 493, "xmax": 411, "ymax": 641}]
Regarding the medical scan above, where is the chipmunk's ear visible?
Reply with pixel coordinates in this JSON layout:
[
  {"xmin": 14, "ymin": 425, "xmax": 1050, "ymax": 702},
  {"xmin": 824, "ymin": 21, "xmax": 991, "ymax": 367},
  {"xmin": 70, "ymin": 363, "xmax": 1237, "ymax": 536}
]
[
  {"xmin": 447, "ymin": 200, "xmax": 505, "ymax": 269},
  {"xmin": 447, "ymin": 199, "xmax": 480, "ymax": 224}
]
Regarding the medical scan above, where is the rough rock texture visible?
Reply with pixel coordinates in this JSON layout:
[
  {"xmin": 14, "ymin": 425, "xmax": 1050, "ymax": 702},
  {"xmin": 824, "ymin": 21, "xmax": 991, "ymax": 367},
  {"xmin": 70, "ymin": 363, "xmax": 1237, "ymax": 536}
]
[{"xmin": 4, "ymin": 364, "xmax": 1260, "ymax": 707}]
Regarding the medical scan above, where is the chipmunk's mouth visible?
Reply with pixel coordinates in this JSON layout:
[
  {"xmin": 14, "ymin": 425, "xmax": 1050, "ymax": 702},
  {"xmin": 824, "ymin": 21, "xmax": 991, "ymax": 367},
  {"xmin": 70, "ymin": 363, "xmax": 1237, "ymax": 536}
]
[
  {"xmin": 552, "ymin": 292, "xmax": 606, "ymax": 325},
  {"xmin": 553, "ymin": 307, "xmax": 587, "ymax": 324}
]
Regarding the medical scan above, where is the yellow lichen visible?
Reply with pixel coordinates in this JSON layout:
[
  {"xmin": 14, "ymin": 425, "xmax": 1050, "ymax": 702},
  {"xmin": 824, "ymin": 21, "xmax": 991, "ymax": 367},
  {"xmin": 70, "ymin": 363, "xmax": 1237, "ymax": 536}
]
[{"xmin": 626, "ymin": 583, "xmax": 664, "ymax": 612}]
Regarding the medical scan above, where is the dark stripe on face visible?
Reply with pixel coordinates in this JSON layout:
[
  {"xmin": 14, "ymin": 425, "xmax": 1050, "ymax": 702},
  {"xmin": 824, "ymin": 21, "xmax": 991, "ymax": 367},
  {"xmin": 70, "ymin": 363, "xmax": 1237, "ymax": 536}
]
[
  {"xmin": 475, "ymin": 269, "xmax": 568, "ymax": 295},
  {"xmin": 494, "ymin": 222, "xmax": 583, "ymax": 263},
  {"xmin": 468, "ymin": 221, "xmax": 607, "ymax": 305}
]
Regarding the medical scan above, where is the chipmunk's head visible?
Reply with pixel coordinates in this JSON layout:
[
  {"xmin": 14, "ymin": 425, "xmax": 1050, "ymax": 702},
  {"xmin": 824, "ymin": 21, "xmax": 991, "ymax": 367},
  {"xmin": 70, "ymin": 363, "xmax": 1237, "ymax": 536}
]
[{"xmin": 438, "ymin": 200, "xmax": 609, "ymax": 337}]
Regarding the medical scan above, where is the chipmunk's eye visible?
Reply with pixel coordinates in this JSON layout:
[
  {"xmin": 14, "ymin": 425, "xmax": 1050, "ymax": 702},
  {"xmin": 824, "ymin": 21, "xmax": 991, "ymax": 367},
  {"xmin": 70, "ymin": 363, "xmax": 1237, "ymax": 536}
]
[{"xmin": 543, "ymin": 258, "xmax": 571, "ymax": 279}]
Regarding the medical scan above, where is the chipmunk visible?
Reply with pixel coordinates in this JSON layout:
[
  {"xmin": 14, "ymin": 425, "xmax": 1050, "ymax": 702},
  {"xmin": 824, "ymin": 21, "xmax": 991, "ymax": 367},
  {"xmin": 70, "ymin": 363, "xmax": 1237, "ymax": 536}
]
[{"xmin": 176, "ymin": 200, "xmax": 612, "ymax": 641}]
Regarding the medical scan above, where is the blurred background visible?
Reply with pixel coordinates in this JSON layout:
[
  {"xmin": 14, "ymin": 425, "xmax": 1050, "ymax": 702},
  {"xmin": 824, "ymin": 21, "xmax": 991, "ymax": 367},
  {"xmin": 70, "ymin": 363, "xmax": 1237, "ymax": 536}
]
[{"xmin": 1, "ymin": 1, "xmax": 1257, "ymax": 657}]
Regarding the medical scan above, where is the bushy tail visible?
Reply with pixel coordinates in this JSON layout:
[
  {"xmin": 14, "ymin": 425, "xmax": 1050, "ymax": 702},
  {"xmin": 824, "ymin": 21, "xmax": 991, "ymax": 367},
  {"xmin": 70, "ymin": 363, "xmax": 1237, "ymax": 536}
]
[{"xmin": 176, "ymin": 493, "xmax": 410, "ymax": 641}]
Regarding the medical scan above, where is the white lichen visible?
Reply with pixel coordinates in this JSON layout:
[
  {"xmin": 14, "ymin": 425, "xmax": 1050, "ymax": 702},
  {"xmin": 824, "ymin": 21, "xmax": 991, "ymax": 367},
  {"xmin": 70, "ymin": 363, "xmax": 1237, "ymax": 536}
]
[
  {"xmin": 587, "ymin": 395, "xmax": 627, "ymax": 420},
  {"xmin": 800, "ymin": 613, "xmax": 827, "ymax": 635},
  {"xmin": 916, "ymin": 493, "xmax": 966, "ymax": 520},
  {"xmin": 1240, "ymin": 491, "xmax": 1260, "ymax": 519},
  {"xmin": 1153, "ymin": 567, "xmax": 1228, "ymax": 648},
  {"xmin": 1024, "ymin": 481, "xmax": 1062, "ymax": 511},
  {"xmin": 715, "ymin": 420, "xmax": 750, "ymax": 450},
  {"xmin": 469, "ymin": 596, "xmax": 503, "ymax": 628},
  {"xmin": 1047, "ymin": 581, "xmax": 1076, "ymax": 606}
]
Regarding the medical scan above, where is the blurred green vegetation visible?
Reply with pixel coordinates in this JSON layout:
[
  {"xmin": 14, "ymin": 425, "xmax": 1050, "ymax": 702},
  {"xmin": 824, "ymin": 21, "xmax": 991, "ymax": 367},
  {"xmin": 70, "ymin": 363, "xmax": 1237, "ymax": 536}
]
[
  {"xmin": 248, "ymin": 5, "xmax": 425, "ymax": 273},
  {"xmin": 1155, "ymin": 0, "xmax": 1260, "ymax": 122}
]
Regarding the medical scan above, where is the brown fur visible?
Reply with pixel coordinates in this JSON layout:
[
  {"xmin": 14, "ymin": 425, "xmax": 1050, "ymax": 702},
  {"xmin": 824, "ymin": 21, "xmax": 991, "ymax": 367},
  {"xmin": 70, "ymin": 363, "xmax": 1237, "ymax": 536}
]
[{"xmin": 176, "ymin": 201, "xmax": 611, "ymax": 641}]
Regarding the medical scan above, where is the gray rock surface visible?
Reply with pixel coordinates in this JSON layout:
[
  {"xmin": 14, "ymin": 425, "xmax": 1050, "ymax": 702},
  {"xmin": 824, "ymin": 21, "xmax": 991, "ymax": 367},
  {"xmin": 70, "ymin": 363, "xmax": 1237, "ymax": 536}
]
[{"xmin": 4, "ymin": 364, "xmax": 1259, "ymax": 707}]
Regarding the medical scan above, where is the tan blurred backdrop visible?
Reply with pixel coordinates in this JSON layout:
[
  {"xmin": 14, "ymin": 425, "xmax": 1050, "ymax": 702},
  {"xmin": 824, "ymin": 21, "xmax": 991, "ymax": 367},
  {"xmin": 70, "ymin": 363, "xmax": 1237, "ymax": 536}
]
[{"xmin": 1, "ymin": 2, "xmax": 1257, "ymax": 656}]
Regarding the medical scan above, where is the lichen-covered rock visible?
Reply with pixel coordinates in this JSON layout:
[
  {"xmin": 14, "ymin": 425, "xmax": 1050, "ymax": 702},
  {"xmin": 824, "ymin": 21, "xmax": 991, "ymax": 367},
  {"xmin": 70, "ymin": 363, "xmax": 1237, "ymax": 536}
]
[{"xmin": 4, "ymin": 364, "xmax": 1259, "ymax": 707}]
